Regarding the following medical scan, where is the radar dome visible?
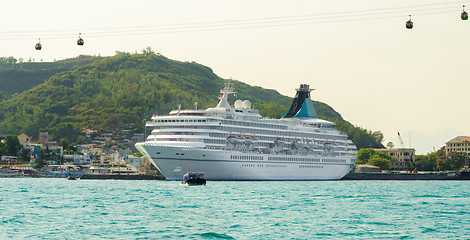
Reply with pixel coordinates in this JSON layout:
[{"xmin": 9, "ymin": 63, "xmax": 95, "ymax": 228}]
[
  {"xmin": 242, "ymin": 100, "xmax": 251, "ymax": 109},
  {"xmin": 234, "ymin": 100, "xmax": 243, "ymax": 108}
]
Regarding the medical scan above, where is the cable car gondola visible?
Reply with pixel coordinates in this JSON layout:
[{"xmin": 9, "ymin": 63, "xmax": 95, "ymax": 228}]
[
  {"xmin": 462, "ymin": 5, "xmax": 468, "ymax": 20},
  {"xmin": 77, "ymin": 33, "xmax": 84, "ymax": 46},
  {"xmin": 406, "ymin": 15, "xmax": 413, "ymax": 29},
  {"xmin": 35, "ymin": 38, "xmax": 42, "ymax": 50}
]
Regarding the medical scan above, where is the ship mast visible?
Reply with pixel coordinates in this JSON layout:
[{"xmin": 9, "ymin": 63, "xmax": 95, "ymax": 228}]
[{"xmin": 216, "ymin": 79, "xmax": 236, "ymax": 109}]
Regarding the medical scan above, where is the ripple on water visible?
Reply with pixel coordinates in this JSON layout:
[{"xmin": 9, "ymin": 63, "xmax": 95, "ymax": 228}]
[{"xmin": 194, "ymin": 232, "xmax": 236, "ymax": 239}]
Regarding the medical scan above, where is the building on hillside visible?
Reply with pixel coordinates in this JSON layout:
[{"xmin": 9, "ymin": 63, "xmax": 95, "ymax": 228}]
[
  {"xmin": 445, "ymin": 136, "xmax": 470, "ymax": 158},
  {"xmin": 375, "ymin": 148, "xmax": 416, "ymax": 172},
  {"xmin": 130, "ymin": 133, "xmax": 145, "ymax": 150},
  {"xmin": 18, "ymin": 133, "xmax": 31, "ymax": 145},
  {"xmin": 45, "ymin": 141, "xmax": 58, "ymax": 147},
  {"xmin": 39, "ymin": 132, "xmax": 49, "ymax": 145},
  {"xmin": 82, "ymin": 129, "xmax": 97, "ymax": 139}
]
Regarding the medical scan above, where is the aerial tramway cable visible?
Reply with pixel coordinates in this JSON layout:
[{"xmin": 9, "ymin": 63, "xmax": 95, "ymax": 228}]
[{"xmin": 0, "ymin": 1, "xmax": 467, "ymax": 44}]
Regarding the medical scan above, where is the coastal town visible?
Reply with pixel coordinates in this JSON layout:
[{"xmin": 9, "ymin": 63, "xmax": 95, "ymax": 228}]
[{"xmin": 0, "ymin": 128, "xmax": 163, "ymax": 179}]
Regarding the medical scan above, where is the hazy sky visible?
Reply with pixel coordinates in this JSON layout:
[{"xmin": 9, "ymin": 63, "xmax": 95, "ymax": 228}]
[{"xmin": 2, "ymin": 0, "xmax": 469, "ymax": 147}]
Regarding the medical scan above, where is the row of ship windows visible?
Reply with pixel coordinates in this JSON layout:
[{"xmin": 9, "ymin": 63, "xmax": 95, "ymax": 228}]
[
  {"xmin": 151, "ymin": 126, "xmax": 342, "ymax": 141},
  {"xmin": 207, "ymin": 134, "xmax": 343, "ymax": 146},
  {"xmin": 209, "ymin": 127, "xmax": 345, "ymax": 141},
  {"xmin": 231, "ymin": 155, "xmax": 263, "ymax": 160},
  {"xmin": 323, "ymin": 159, "xmax": 347, "ymax": 163},
  {"xmin": 240, "ymin": 164, "xmax": 325, "ymax": 169},
  {"xmin": 155, "ymin": 119, "xmax": 208, "ymax": 123},
  {"xmin": 299, "ymin": 165, "xmax": 324, "ymax": 168},
  {"xmin": 268, "ymin": 157, "xmax": 321, "ymax": 162},
  {"xmin": 241, "ymin": 164, "xmax": 287, "ymax": 168},
  {"xmin": 268, "ymin": 157, "xmax": 346, "ymax": 163},
  {"xmin": 222, "ymin": 120, "xmax": 288, "ymax": 130},
  {"xmin": 232, "ymin": 155, "xmax": 347, "ymax": 163},
  {"xmin": 222, "ymin": 127, "xmax": 336, "ymax": 140},
  {"xmin": 205, "ymin": 139, "xmax": 227, "ymax": 144}
]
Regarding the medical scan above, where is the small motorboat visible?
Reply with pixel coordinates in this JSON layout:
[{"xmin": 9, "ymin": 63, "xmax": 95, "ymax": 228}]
[{"xmin": 182, "ymin": 172, "xmax": 206, "ymax": 185}]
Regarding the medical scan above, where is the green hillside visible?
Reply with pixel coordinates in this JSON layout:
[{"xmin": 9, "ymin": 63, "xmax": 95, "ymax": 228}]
[
  {"xmin": 0, "ymin": 51, "xmax": 384, "ymax": 148},
  {"xmin": 0, "ymin": 55, "xmax": 99, "ymax": 102}
]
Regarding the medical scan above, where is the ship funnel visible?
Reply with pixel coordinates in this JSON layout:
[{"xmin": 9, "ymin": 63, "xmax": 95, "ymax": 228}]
[{"xmin": 282, "ymin": 84, "xmax": 318, "ymax": 119}]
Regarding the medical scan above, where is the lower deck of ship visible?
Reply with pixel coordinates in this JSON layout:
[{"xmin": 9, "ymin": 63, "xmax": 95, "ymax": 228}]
[{"xmin": 137, "ymin": 144, "xmax": 355, "ymax": 181}]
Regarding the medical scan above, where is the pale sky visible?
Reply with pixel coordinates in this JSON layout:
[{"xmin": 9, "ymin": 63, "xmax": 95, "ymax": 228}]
[{"xmin": 2, "ymin": 0, "xmax": 469, "ymax": 147}]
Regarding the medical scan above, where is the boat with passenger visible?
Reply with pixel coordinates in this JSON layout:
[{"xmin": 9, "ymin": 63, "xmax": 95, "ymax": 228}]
[{"xmin": 182, "ymin": 172, "xmax": 206, "ymax": 185}]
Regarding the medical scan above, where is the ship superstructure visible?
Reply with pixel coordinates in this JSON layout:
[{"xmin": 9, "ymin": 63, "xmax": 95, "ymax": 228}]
[{"xmin": 135, "ymin": 82, "xmax": 357, "ymax": 180}]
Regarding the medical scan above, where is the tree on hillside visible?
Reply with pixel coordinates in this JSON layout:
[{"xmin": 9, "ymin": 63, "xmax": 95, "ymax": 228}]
[
  {"xmin": 5, "ymin": 135, "xmax": 22, "ymax": 156},
  {"xmin": 371, "ymin": 155, "xmax": 391, "ymax": 170},
  {"xmin": 356, "ymin": 148, "xmax": 393, "ymax": 170},
  {"xmin": 411, "ymin": 147, "xmax": 468, "ymax": 171},
  {"xmin": 411, "ymin": 153, "xmax": 439, "ymax": 171},
  {"xmin": 0, "ymin": 141, "xmax": 5, "ymax": 157},
  {"xmin": 440, "ymin": 152, "xmax": 466, "ymax": 170}
]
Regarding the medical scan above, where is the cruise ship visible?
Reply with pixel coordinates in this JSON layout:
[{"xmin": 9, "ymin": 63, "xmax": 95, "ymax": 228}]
[{"xmin": 135, "ymin": 82, "xmax": 357, "ymax": 180}]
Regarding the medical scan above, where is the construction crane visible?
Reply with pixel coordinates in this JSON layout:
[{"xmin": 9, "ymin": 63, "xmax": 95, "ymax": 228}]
[{"xmin": 397, "ymin": 132, "xmax": 404, "ymax": 148}]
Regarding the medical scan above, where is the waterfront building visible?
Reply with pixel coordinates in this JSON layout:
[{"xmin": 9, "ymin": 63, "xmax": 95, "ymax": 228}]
[
  {"xmin": 27, "ymin": 143, "xmax": 64, "ymax": 163},
  {"xmin": 1, "ymin": 156, "xmax": 18, "ymax": 163},
  {"xmin": 445, "ymin": 136, "xmax": 470, "ymax": 157},
  {"xmin": 124, "ymin": 155, "xmax": 141, "ymax": 170},
  {"xmin": 375, "ymin": 148, "xmax": 415, "ymax": 171},
  {"xmin": 89, "ymin": 152, "xmax": 139, "ymax": 174},
  {"xmin": 63, "ymin": 154, "xmax": 91, "ymax": 165}
]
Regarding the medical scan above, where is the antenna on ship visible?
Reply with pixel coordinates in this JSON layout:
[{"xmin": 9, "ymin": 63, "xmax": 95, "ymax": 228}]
[
  {"xmin": 216, "ymin": 78, "xmax": 236, "ymax": 109},
  {"xmin": 177, "ymin": 104, "xmax": 181, "ymax": 116}
]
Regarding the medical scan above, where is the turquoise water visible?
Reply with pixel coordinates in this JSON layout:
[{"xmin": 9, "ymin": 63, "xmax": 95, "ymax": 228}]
[{"xmin": 1, "ymin": 179, "xmax": 469, "ymax": 239}]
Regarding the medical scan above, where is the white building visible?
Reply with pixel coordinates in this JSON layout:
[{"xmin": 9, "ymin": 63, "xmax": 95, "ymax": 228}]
[{"xmin": 446, "ymin": 136, "xmax": 470, "ymax": 158}]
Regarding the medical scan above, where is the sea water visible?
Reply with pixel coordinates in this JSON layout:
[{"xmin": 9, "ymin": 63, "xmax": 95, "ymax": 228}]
[{"xmin": 1, "ymin": 179, "xmax": 469, "ymax": 239}]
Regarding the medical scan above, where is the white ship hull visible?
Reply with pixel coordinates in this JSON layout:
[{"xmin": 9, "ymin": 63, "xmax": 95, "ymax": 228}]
[{"xmin": 136, "ymin": 144, "xmax": 354, "ymax": 180}]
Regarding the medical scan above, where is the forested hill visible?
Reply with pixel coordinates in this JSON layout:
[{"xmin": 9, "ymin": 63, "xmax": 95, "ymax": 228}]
[
  {"xmin": 0, "ymin": 51, "xmax": 384, "ymax": 148},
  {"xmin": 0, "ymin": 55, "xmax": 99, "ymax": 102}
]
